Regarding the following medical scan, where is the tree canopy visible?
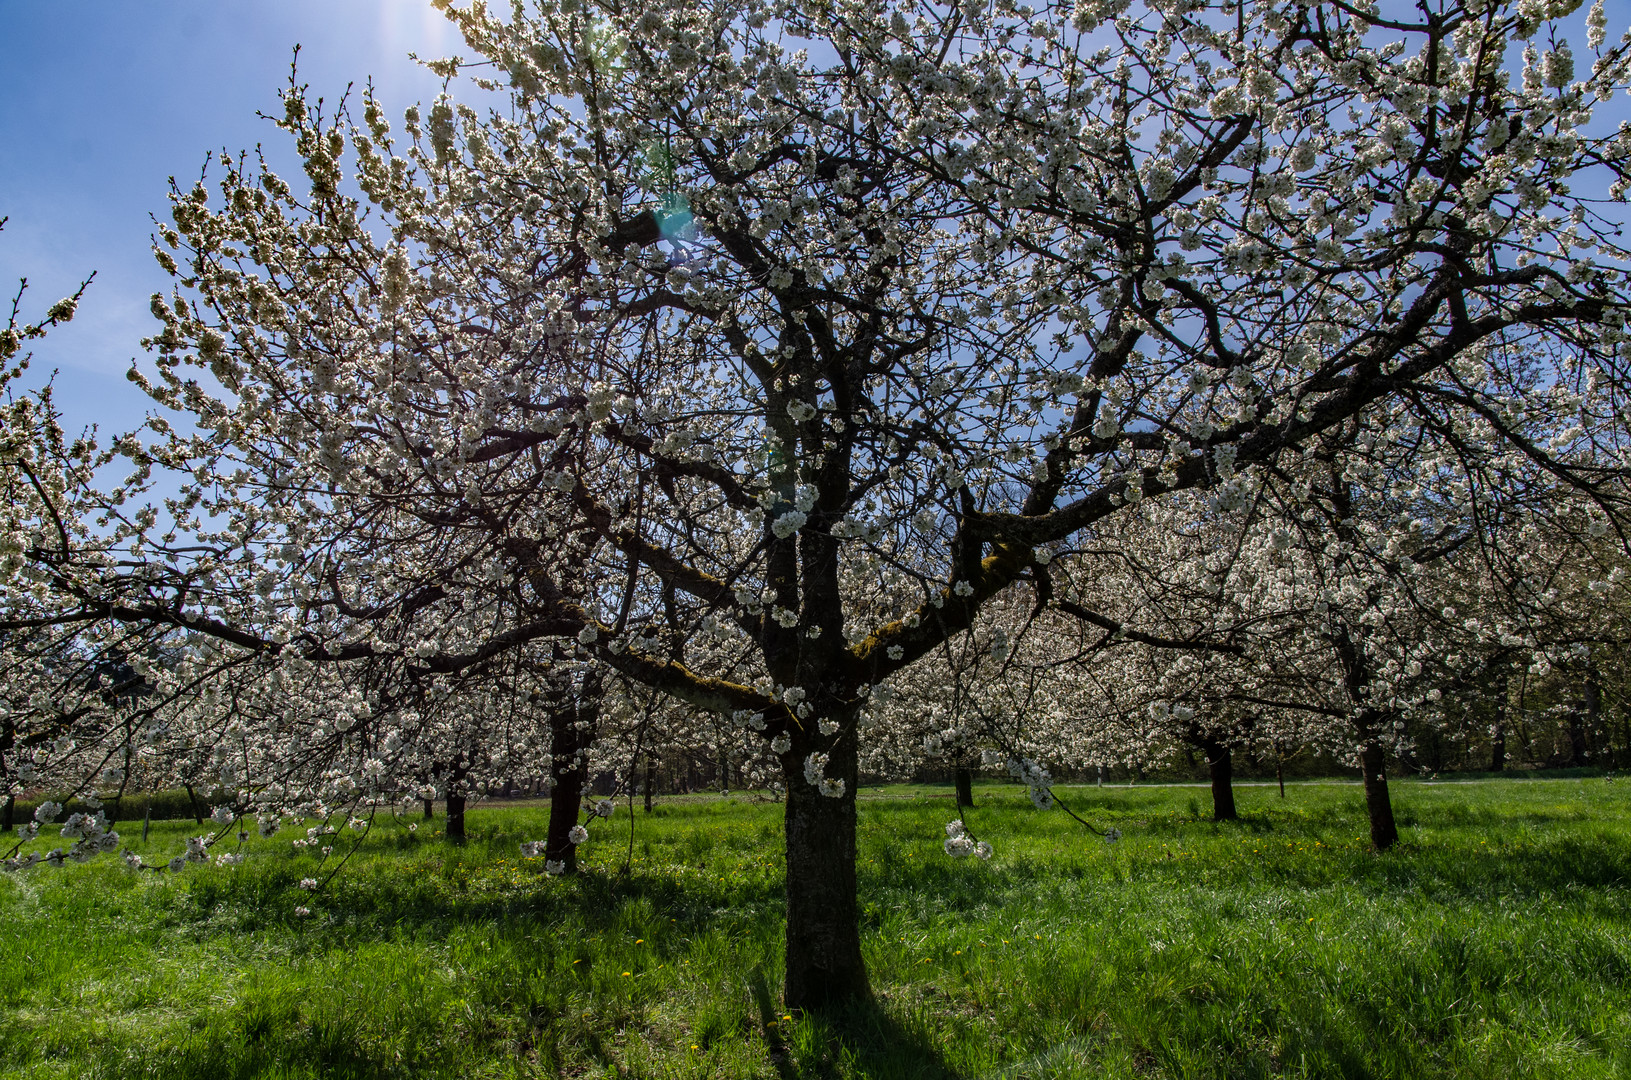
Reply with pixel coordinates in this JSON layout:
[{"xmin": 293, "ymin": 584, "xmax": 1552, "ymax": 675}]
[{"xmin": 4, "ymin": 0, "xmax": 1630, "ymax": 1010}]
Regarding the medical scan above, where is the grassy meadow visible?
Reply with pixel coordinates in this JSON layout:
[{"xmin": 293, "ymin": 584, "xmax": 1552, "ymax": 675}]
[{"xmin": 1, "ymin": 776, "xmax": 1628, "ymax": 1079}]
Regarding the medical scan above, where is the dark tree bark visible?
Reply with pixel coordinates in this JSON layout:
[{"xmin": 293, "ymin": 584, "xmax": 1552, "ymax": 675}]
[
  {"xmin": 1275, "ymin": 752, "xmax": 1286, "ymax": 798},
  {"xmin": 1424, "ymin": 729, "xmax": 1445, "ymax": 773},
  {"xmin": 1566, "ymin": 717, "xmax": 1588, "ymax": 766},
  {"xmin": 1359, "ymin": 740, "xmax": 1399, "ymax": 850},
  {"xmin": 954, "ymin": 765, "xmax": 974, "ymax": 808},
  {"xmin": 1328, "ymin": 589, "xmax": 1400, "ymax": 851},
  {"xmin": 445, "ymin": 792, "xmax": 467, "ymax": 841},
  {"xmin": 0, "ymin": 718, "xmax": 12, "ymax": 832},
  {"xmin": 545, "ymin": 765, "xmax": 585, "ymax": 871},
  {"xmin": 782, "ymin": 725, "xmax": 868, "ymax": 1013},
  {"xmin": 1200, "ymin": 738, "xmax": 1238, "ymax": 821},
  {"xmin": 644, "ymin": 755, "xmax": 655, "ymax": 812},
  {"xmin": 1576, "ymin": 667, "xmax": 1602, "ymax": 766},
  {"xmin": 544, "ymin": 670, "xmax": 600, "ymax": 872},
  {"xmin": 183, "ymin": 784, "xmax": 204, "ymax": 825},
  {"xmin": 422, "ymin": 796, "xmax": 434, "ymax": 820},
  {"xmin": 438, "ymin": 753, "xmax": 470, "ymax": 841}
]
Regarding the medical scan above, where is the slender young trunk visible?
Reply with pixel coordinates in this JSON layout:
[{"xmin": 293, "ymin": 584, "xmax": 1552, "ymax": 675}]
[
  {"xmin": 782, "ymin": 726, "xmax": 868, "ymax": 1012},
  {"xmin": 1359, "ymin": 740, "xmax": 1399, "ymax": 850},
  {"xmin": 1328, "ymin": 598, "xmax": 1400, "ymax": 850},
  {"xmin": 1276, "ymin": 754, "xmax": 1286, "ymax": 798},
  {"xmin": 141, "ymin": 804, "xmax": 151, "ymax": 843},
  {"xmin": 183, "ymin": 784, "xmax": 204, "ymax": 825},
  {"xmin": 954, "ymin": 765, "xmax": 974, "ymax": 808},
  {"xmin": 1201, "ymin": 738, "xmax": 1238, "ymax": 821},
  {"xmin": 644, "ymin": 756, "xmax": 655, "ymax": 813},
  {"xmin": 1490, "ymin": 714, "xmax": 1507, "ymax": 772}
]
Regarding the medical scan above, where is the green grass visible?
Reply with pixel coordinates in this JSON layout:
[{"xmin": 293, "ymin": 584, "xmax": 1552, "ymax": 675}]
[{"xmin": 2, "ymin": 777, "xmax": 1628, "ymax": 1078}]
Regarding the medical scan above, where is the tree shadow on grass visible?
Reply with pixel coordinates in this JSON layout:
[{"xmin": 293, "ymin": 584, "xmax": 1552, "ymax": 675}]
[
  {"xmin": 793, "ymin": 993, "xmax": 965, "ymax": 1080},
  {"xmin": 723, "ymin": 958, "xmax": 961, "ymax": 1080},
  {"xmin": 171, "ymin": 848, "xmax": 788, "ymax": 947},
  {"xmin": 1364, "ymin": 832, "xmax": 1631, "ymax": 909}
]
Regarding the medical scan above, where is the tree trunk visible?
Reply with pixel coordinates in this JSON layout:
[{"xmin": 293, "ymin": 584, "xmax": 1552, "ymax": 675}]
[
  {"xmin": 1580, "ymin": 668, "xmax": 1602, "ymax": 766},
  {"xmin": 1359, "ymin": 741, "xmax": 1399, "ymax": 850},
  {"xmin": 439, "ymin": 754, "xmax": 470, "ymax": 841},
  {"xmin": 544, "ymin": 704, "xmax": 587, "ymax": 873},
  {"xmin": 0, "ymin": 722, "xmax": 13, "ymax": 832},
  {"xmin": 644, "ymin": 756, "xmax": 655, "ymax": 812},
  {"xmin": 782, "ymin": 728, "xmax": 869, "ymax": 1013},
  {"xmin": 1567, "ymin": 716, "xmax": 1588, "ymax": 766},
  {"xmin": 1327, "ymin": 485, "xmax": 1401, "ymax": 852},
  {"xmin": 545, "ymin": 764, "xmax": 585, "ymax": 872},
  {"xmin": 445, "ymin": 792, "xmax": 467, "ymax": 841},
  {"xmin": 1201, "ymin": 738, "xmax": 1238, "ymax": 821},
  {"xmin": 183, "ymin": 784, "xmax": 204, "ymax": 825},
  {"xmin": 1276, "ymin": 754, "xmax": 1286, "ymax": 798},
  {"xmin": 544, "ymin": 675, "xmax": 599, "ymax": 871},
  {"xmin": 954, "ymin": 766, "xmax": 974, "ymax": 808},
  {"xmin": 1487, "ymin": 663, "xmax": 1506, "ymax": 770},
  {"xmin": 423, "ymin": 797, "xmax": 434, "ymax": 820}
]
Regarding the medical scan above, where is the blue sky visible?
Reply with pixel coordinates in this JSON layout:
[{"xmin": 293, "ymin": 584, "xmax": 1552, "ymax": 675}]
[
  {"xmin": 0, "ymin": 1, "xmax": 459, "ymax": 435},
  {"xmin": 6, "ymin": 2, "xmax": 1629, "ymax": 440}
]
